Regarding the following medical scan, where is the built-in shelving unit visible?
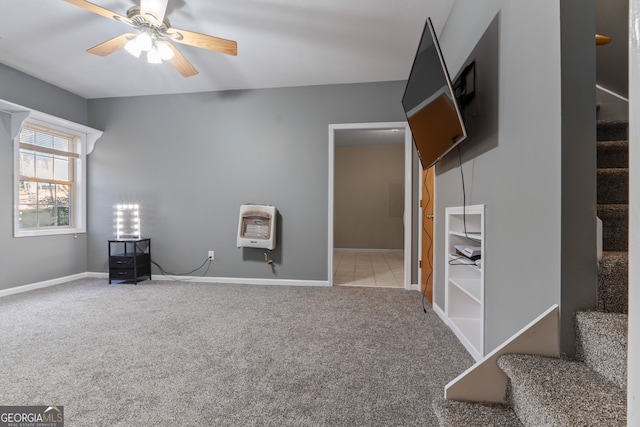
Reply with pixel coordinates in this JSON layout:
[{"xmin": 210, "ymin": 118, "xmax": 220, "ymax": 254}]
[{"xmin": 445, "ymin": 205, "xmax": 485, "ymax": 361}]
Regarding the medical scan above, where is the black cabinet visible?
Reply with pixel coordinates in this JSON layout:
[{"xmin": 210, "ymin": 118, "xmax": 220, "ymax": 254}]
[{"xmin": 108, "ymin": 239, "xmax": 151, "ymax": 284}]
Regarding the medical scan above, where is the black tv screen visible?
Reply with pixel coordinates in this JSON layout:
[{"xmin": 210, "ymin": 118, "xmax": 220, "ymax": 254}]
[{"xmin": 402, "ymin": 17, "xmax": 467, "ymax": 169}]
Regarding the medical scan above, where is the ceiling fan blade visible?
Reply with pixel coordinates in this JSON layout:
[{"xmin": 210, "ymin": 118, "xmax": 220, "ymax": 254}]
[
  {"xmin": 140, "ymin": 0, "xmax": 169, "ymax": 26},
  {"xmin": 166, "ymin": 42, "xmax": 199, "ymax": 77},
  {"xmin": 87, "ymin": 33, "xmax": 136, "ymax": 56},
  {"xmin": 63, "ymin": 0, "xmax": 131, "ymax": 24},
  {"xmin": 167, "ymin": 28, "xmax": 238, "ymax": 56}
]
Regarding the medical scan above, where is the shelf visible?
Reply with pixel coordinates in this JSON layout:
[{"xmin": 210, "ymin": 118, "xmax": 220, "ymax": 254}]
[
  {"xmin": 445, "ymin": 204, "xmax": 485, "ymax": 361},
  {"xmin": 449, "ymin": 278, "xmax": 481, "ymax": 303},
  {"xmin": 448, "ymin": 254, "xmax": 481, "ymax": 269},
  {"xmin": 449, "ymin": 231, "xmax": 482, "ymax": 241}
]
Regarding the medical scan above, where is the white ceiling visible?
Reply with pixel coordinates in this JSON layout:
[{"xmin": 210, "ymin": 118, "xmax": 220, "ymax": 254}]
[{"xmin": 0, "ymin": 0, "xmax": 454, "ymax": 99}]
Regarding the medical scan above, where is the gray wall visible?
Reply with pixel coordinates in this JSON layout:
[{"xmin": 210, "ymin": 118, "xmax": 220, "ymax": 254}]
[
  {"xmin": 86, "ymin": 82, "xmax": 408, "ymax": 281},
  {"xmin": 435, "ymin": 0, "xmax": 596, "ymax": 355},
  {"xmin": 0, "ymin": 64, "xmax": 89, "ymax": 290},
  {"xmin": 334, "ymin": 143, "xmax": 405, "ymax": 249},
  {"xmin": 560, "ymin": 0, "xmax": 598, "ymax": 356}
]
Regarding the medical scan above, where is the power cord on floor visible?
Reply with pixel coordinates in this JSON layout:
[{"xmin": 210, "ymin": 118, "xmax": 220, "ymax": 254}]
[
  {"xmin": 151, "ymin": 257, "xmax": 212, "ymax": 280},
  {"xmin": 133, "ymin": 242, "xmax": 213, "ymax": 280}
]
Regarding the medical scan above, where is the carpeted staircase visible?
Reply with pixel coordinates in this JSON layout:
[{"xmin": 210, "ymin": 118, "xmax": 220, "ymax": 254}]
[
  {"xmin": 436, "ymin": 120, "xmax": 629, "ymax": 426},
  {"xmin": 597, "ymin": 120, "xmax": 629, "ymax": 314}
]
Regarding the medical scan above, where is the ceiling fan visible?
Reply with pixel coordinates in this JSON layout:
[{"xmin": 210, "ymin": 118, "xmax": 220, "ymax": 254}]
[{"xmin": 63, "ymin": 0, "xmax": 238, "ymax": 77}]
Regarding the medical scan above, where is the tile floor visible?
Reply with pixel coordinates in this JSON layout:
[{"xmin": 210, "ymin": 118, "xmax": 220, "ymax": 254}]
[{"xmin": 333, "ymin": 250, "xmax": 404, "ymax": 288}]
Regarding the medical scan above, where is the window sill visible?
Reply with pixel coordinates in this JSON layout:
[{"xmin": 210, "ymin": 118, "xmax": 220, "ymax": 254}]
[{"xmin": 14, "ymin": 228, "xmax": 86, "ymax": 238}]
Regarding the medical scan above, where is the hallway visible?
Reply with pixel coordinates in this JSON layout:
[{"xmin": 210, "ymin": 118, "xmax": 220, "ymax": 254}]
[{"xmin": 333, "ymin": 250, "xmax": 404, "ymax": 288}]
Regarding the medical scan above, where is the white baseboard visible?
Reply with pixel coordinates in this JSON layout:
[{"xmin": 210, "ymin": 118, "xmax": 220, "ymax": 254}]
[
  {"xmin": 151, "ymin": 275, "xmax": 330, "ymax": 287},
  {"xmin": 334, "ymin": 248, "xmax": 404, "ymax": 253},
  {"xmin": 0, "ymin": 272, "xmax": 91, "ymax": 298},
  {"xmin": 0, "ymin": 272, "xmax": 345, "ymax": 298},
  {"xmin": 432, "ymin": 302, "xmax": 447, "ymax": 324},
  {"xmin": 86, "ymin": 272, "xmax": 330, "ymax": 287},
  {"xmin": 409, "ymin": 283, "xmax": 421, "ymax": 291}
]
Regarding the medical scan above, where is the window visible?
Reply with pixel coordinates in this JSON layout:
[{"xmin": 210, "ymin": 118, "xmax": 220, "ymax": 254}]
[{"xmin": 14, "ymin": 120, "xmax": 86, "ymax": 237}]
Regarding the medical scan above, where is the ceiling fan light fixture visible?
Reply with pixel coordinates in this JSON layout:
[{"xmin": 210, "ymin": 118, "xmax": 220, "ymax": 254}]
[
  {"xmin": 66, "ymin": 0, "xmax": 238, "ymax": 77},
  {"xmin": 124, "ymin": 31, "xmax": 153, "ymax": 59},
  {"xmin": 124, "ymin": 38, "xmax": 142, "ymax": 58},
  {"xmin": 136, "ymin": 31, "xmax": 153, "ymax": 51},
  {"xmin": 147, "ymin": 45, "xmax": 163, "ymax": 64},
  {"xmin": 157, "ymin": 41, "xmax": 174, "ymax": 61}
]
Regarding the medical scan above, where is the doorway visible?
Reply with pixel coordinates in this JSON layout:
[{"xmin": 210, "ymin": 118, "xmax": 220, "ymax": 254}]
[{"xmin": 328, "ymin": 122, "xmax": 414, "ymax": 289}]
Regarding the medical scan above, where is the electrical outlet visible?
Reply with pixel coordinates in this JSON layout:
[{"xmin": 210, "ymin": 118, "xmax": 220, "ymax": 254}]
[{"xmin": 208, "ymin": 250, "xmax": 214, "ymax": 260}]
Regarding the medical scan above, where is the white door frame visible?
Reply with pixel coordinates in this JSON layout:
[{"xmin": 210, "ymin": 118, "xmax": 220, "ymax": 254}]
[
  {"xmin": 628, "ymin": 0, "xmax": 639, "ymax": 421},
  {"xmin": 328, "ymin": 121, "xmax": 415, "ymax": 290}
]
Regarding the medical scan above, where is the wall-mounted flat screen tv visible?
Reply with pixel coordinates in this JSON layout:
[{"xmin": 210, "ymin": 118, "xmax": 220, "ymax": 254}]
[{"xmin": 402, "ymin": 17, "xmax": 467, "ymax": 169}]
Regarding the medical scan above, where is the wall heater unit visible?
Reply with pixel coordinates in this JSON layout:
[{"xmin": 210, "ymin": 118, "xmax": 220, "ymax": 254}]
[{"xmin": 237, "ymin": 204, "xmax": 277, "ymax": 250}]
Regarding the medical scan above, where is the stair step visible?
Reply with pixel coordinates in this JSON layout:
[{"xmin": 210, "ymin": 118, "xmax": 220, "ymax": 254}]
[
  {"xmin": 597, "ymin": 140, "xmax": 628, "ymax": 169},
  {"xmin": 436, "ymin": 400, "xmax": 523, "ymax": 427},
  {"xmin": 498, "ymin": 354, "xmax": 626, "ymax": 427},
  {"xmin": 597, "ymin": 204, "xmax": 628, "ymax": 251},
  {"xmin": 597, "ymin": 168, "xmax": 628, "ymax": 204},
  {"xmin": 597, "ymin": 120, "xmax": 628, "ymax": 141},
  {"xmin": 575, "ymin": 311, "xmax": 628, "ymax": 390},
  {"xmin": 598, "ymin": 251, "xmax": 629, "ymax": 313}
]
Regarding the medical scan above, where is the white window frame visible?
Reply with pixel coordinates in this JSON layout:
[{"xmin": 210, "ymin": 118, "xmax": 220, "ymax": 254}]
[
  {"xmin": 14, "ymin": 118, "xmax": 87, "ymax": 237},
  {"xmin": 1, "ymin": 100, "xmax": 103, "ymax": 238}
]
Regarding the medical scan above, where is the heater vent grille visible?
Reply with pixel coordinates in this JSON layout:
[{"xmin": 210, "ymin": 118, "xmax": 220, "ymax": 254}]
[{"xmin": 237, "ymin": 204, "xmax": 277, "ymax": 250}]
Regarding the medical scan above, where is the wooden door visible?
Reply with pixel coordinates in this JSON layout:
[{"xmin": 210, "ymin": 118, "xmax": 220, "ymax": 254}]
[{"xmin": 421, "ymin": 167, "xmax": 435, "ymax": 301}]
